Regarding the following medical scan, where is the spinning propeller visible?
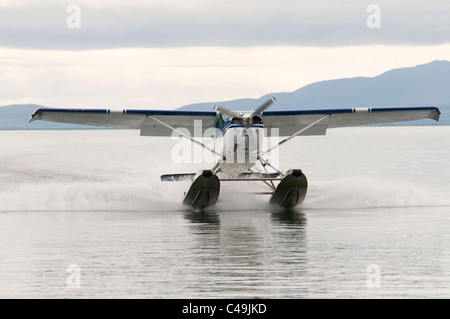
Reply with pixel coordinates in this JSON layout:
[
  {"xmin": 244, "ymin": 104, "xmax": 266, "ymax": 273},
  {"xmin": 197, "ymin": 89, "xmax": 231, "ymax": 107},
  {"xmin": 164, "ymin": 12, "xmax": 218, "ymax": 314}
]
[{"xmin": 213, "ymin": 97, "xmax": 276, "ymax": 128}]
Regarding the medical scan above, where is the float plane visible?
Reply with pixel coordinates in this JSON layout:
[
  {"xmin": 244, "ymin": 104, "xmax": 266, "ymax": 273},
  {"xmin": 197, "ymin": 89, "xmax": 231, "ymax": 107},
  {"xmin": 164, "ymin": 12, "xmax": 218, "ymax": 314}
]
[{"xmin": 30, "ymin": 99, "xmax": 440, "ymax": 209}]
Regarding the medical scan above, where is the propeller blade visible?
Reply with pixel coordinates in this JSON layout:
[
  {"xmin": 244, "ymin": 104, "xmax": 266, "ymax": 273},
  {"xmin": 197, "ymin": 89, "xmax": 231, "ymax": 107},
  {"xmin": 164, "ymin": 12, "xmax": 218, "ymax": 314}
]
[
  {"xmin": 213, "ymin": 104, "xmax": 242, "ymax": 119},
  {"xmin": 250, "ymin": 96, "xmax": 276, "ymax": 118}
]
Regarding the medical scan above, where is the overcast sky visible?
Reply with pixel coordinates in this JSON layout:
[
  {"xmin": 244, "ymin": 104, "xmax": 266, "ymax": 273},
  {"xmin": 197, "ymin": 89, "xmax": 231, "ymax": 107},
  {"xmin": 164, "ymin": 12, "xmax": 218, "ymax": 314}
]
[{"xmin": 1, "ymin": 0, "xmax": 450, "ymax": 109}]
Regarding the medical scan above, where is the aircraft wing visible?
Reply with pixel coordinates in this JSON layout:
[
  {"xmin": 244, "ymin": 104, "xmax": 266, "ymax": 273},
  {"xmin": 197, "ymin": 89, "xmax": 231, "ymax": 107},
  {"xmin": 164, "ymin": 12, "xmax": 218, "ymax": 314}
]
[
  {"xmin": 31, "ymin": 106, "xmax": 441, "ymax": 137},
  {"xmin": 261, "ymin": 106, "xmax": 441, "ymax": 136},
  {"xmin": 30, "ymin": 108, "xmax": 218, "ymax": 136}
]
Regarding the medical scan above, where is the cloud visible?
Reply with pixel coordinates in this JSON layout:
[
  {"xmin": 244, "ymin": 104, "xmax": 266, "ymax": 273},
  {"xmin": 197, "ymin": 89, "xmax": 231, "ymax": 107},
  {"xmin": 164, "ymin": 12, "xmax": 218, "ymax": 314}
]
[
  {"xmin": 1, "ymin": 1, "xmax": 449, "ymax": 114},
  {"xmin": 0, "ymin": 0, "xmax": 449, "ymax": 49},
  {"xmin": 2, "ymin": 45, "xmax": 450, "ymax": 109}
]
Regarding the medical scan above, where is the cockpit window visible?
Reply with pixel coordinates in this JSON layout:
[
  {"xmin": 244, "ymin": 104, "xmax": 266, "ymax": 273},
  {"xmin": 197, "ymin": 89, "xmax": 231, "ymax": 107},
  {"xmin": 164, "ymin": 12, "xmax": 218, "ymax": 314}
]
[
  {"xmin": 232, "ymin": 118, "xmax": 243, "ymax": 125},
  {"xmin": 215, "ymin": 113, "xmax": 263, "ymax": 130},
  {"xmin": 252, "ymin": 116, "xmax": 262, "ymax": 125}
]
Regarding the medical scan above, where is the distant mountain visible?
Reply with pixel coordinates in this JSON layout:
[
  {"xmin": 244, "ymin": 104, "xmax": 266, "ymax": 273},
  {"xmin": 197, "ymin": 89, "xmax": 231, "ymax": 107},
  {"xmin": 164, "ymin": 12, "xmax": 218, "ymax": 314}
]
[
  {"xmin": 1, "ymin": 60, "xmax": 449, "ymax": 129},
  {"xmin": 0, "ymin": 104, "xmax": 38, "ymax": 129},
  {"xmin": 179, "ymin": 60, "xmax": 450, "ymax": 125}
]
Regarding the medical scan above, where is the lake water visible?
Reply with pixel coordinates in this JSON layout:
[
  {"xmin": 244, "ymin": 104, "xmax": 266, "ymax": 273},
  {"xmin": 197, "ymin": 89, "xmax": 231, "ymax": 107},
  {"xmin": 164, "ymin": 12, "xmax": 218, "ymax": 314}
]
[{"xmin": 0, "ymin": 127, "xmax": 449, "ymax": 298}]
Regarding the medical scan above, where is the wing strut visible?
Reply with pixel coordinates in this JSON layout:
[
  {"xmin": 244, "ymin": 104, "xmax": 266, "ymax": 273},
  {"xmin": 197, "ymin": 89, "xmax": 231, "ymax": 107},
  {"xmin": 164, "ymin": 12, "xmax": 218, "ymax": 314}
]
[
  {"xmin": 255, "ymin": 114, "xmax": 331, "ymax": 181},
  {"xmin": 258, "ymin": 114, "xmax": 331, "ymax": 159},
  {"xmin": 146, "ymin": 115, "xmax": 225, "ymax": 160}
]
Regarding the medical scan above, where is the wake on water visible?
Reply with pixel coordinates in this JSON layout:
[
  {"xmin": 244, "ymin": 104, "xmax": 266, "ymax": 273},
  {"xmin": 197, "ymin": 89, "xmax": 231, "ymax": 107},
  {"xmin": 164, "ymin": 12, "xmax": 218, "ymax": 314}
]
[
  {"xmin": 1, "ymin": 177, "xmax": 449, "ymax": 213},
  {"xmin": 1, "ymin": 128, "xmax": 449, "ymax": 213},
  {"xmin": 303, "ymin": 178, "xmax": 450, "ymax": 210}
]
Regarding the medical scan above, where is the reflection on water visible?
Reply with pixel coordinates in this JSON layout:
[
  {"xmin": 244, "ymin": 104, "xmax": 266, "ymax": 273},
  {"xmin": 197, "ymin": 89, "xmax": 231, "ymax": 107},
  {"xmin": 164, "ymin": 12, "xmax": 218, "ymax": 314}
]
[
  {"xmin": 184, "ymin": 209, "xmax": 307, "ymax": 226},
  {"xmin": 271, "ymin": 209, "xmax": 307, "ymax": 226},
  {"xmin": 181, "ymin": 209, "xmax": 309, "ymax": 298},
  {"xmin": 184, "ymin": 210, "xmax": 221, "ymax": 225},
  {"xmin": 1, "ymin": 207, "xmax": 450, "ymax": 298}
]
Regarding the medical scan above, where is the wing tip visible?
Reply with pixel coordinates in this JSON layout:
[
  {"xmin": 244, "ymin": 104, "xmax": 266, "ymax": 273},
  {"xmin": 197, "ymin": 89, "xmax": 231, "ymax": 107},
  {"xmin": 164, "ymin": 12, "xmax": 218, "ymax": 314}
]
[
  {"xmin": 29, "ymin": 108, "xmax": 45, "ymax": 123},
  {"xmin": 429, "ymin": 107, "xmax": 441, "ymax": 122}
]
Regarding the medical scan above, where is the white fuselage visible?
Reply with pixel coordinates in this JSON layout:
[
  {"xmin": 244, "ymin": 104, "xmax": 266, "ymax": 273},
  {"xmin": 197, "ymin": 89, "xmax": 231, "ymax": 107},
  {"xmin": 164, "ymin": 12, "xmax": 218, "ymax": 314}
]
[{"xmin": 217, "ymin": 125, "xmax": 264, "ymax": 177}]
